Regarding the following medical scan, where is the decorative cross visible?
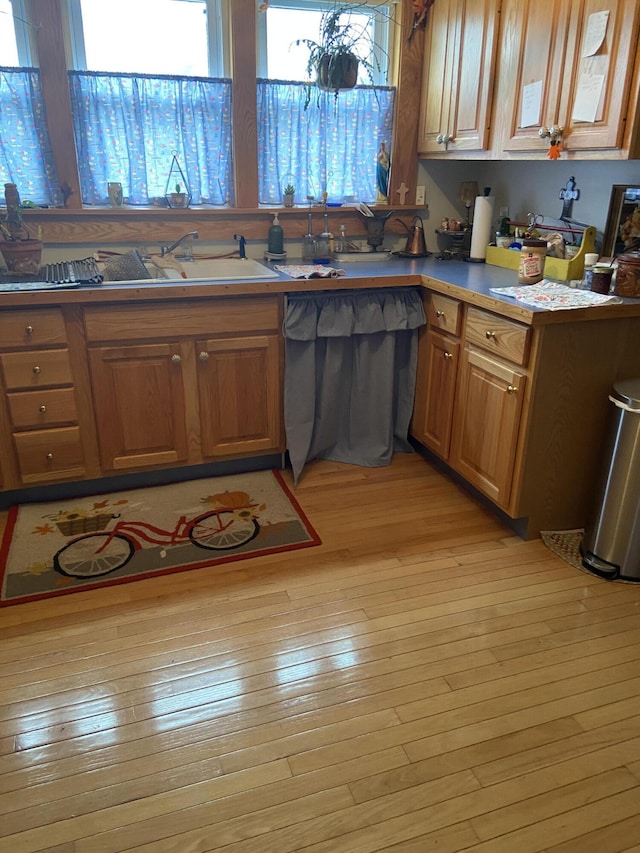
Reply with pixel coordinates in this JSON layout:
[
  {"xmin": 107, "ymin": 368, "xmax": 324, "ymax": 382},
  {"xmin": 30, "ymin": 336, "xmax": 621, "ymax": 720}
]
[
  {"xmin": 559, "ymin": 176, "xmax": 580, "ymax": 220},
  {"xmin": 396, "ymin": 182, "xmax": 409, "ymax": 205}
]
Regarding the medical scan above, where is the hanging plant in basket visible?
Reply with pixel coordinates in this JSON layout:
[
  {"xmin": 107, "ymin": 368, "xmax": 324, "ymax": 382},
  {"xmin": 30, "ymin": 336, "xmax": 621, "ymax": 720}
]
[{"xmin": 295, "ymin": 3, "xmax": 384, "ymax": 109}]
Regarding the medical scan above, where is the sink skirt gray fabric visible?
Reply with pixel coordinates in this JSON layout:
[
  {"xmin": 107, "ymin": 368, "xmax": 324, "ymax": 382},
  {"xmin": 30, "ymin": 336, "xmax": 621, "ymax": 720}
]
[{"xmin": 283, "ymin": 287, "xmax": 426, "ymax": 483}]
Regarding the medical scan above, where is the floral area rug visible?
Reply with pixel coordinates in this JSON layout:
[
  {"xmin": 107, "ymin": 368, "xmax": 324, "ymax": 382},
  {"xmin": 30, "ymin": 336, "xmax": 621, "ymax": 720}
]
[{"xmin": 0, "ymin": 470, "xmax": 320, "ymax": 606}]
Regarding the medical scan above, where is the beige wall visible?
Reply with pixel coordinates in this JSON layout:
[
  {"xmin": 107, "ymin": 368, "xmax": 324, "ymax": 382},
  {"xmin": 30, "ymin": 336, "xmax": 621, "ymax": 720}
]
[{"xmin": 417, "ymin": 159, "xmax": 640, "ymax": 252}]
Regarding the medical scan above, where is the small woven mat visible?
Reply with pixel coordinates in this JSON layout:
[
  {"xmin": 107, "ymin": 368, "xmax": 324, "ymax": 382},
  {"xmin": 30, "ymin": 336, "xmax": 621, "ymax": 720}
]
[
  {"xmin": 540, "ymin": 528, "xmax": 585, "ymax": 570},
  {"xmin": 541, "ymin": 528, "xmax": 636, "ymax": 583}
]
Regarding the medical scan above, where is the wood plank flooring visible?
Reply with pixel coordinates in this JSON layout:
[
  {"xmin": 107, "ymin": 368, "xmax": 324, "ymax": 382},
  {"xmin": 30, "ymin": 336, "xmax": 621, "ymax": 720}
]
[{"xmin": 1, "ymin": 452, "xmax": 640, "ymax": 852}]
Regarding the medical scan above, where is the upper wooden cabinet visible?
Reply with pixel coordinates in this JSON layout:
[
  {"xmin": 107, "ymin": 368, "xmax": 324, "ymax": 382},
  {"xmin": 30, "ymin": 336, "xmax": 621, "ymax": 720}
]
[
  {"xmin": 417, "ymin": 0, "xmax": 500, "ymax": 155},
  {"xmin": 419, "ymin": 0, "xmax": 640, "ymax": 159},
  {"xmin": 493, "ymin": 0, "xmax": 640, "ymax": 157}
]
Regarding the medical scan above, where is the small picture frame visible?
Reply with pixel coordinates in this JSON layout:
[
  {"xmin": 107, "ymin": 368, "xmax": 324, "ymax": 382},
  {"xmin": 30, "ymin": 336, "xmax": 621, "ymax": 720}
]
[{"xmin": 602, "ymin": 184, "xmax": 640, "ymax": 258}]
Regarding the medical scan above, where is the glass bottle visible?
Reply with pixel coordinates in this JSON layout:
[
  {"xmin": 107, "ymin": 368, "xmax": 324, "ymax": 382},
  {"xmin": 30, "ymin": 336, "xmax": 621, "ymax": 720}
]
[{"xmin": 302, "ymin": 212, "xmax": 315, "ymax": 261}]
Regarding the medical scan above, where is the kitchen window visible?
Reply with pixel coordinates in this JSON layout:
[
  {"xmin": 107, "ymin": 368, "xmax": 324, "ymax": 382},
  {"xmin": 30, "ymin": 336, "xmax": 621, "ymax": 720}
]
[
  {"xmin": 66, "ymin": 0, "xmax": 233, "ymax": 206},
  {"xmin": 256, "ymin": 1, "xmax": 395, "ymax": 205},
  {"xmin": 0, "ymin": 0, "xmax": 32, "ymax": 66}
]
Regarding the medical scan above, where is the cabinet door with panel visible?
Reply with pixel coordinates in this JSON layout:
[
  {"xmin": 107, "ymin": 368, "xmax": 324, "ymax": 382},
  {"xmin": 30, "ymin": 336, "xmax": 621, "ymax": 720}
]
[
  {"xmin": 411, "ymin": 292, "xmax": 462, "ymax": 458},
  {"xmin": 197, "ymin": 334, "xmax": 282, "ymax": 458},
  {"xmin": 495, "ymin": 0, "xmax": 640, "ymax": 156},
  {"xmin": 84, "ymin": 296, "xmax": 284, "ymax": 475},
  {"xmin": 412, "ymin": 328, "xmax": 460, "ymax": 459},
  {"xmin": 418, "ymin": 0, "xmax": 499, "ymax": 155},
  {"xmin": 450, "ymin": 348, "xmax": 526, "ymax": 509},
  {"xmin": 88, "ymin": 342, "xmax": 189, "ymax": 472}
]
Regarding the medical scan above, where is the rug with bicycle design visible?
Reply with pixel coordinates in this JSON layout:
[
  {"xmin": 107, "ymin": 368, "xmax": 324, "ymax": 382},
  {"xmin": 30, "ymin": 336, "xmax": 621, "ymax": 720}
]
[{"xmin": 0, "ymin": 469, "xmax": 321, "ymax": 606}]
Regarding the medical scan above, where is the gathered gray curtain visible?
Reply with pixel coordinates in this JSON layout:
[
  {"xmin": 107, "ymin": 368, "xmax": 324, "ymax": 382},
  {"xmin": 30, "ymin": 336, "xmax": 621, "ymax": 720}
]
[{"xmin": 284, "ymin": 287, "xmax": 426, "ymax": 483}]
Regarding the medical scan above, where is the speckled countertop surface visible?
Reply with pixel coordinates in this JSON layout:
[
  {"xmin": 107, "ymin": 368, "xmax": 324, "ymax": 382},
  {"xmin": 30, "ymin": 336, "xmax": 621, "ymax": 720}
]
[{"xmin": 1, "ymin": 255, "xmax": 638, "ymax": 325}]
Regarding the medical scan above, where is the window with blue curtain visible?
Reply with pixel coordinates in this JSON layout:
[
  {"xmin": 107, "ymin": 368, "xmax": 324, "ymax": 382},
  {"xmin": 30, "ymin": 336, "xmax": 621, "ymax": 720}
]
[
  {"xmin": 257, "ymin": 80, "xmax": 395, "ymax": 205},
  {"xmin": 68, "ymin": 71, "xmax": 234, "ymax": 206},
  {"xmin": 0, "ymin": 67, "xmax": 62, "ymax": 206}
]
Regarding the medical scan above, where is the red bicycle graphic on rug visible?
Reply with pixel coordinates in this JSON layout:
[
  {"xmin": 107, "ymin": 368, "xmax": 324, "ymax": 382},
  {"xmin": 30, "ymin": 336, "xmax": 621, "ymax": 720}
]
[{"xmin": 52, "ymin": 493, "xmax": 261, "ymax": 580}]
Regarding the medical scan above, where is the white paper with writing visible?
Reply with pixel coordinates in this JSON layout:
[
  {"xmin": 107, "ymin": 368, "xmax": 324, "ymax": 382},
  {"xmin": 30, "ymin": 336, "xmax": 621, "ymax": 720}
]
[
  {"xmin": 582, "ymin": 10, "xmax": 609, "ymax": 57},
  {"xmin": 520, "ymin": 80, "xmax": 543, "ymax": 128},
  {"xmin": 572, "ymin": 73, "xmax": 605, "ymax": 122}
]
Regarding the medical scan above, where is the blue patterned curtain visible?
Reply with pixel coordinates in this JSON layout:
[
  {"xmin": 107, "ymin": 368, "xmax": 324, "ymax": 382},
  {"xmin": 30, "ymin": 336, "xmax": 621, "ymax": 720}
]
[
  {"xmin": 257, "ymin": 80, "xmax": 395, "ymax": 204},
  {"xmin": 69, "ymin": 71, "xmax": 234, "ymax": 206},
  {"xmin": 0, "ymin": 67, "xmax": 62, "ymax": 206}
]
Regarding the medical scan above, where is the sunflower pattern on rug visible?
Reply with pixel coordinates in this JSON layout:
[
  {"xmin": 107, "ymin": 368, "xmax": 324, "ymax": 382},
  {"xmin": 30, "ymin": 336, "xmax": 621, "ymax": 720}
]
[{"xmin": 0, "ymin": 470, "xmax": 320, "ymax": 605}]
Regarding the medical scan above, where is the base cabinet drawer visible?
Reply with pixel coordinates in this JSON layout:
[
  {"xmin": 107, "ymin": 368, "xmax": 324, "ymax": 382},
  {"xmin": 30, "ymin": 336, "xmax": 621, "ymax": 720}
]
[
  {"xmin": 8, "ymin": 388, "xmax": 78, "ymax": 429},
  {"xmin": 13, "ymin": 427, "xmax": 85, "ymax": 483},
  {"xmin": 1, "ymin": 349, "xmax": 74, "ymax": 390}
]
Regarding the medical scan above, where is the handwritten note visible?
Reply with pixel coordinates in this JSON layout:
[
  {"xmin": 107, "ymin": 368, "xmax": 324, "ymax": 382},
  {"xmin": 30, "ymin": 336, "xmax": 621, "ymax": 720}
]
[
  {"xmin": 520, "ymin": 80, "xmax": 542, "ymax": 128},
  {"xmin": 572, "ymin": 73, "xmax": 605, "ymax": 122},
  {"xmin": 582, "ymin": 10, "xmax": 609, "ymax": 57}
]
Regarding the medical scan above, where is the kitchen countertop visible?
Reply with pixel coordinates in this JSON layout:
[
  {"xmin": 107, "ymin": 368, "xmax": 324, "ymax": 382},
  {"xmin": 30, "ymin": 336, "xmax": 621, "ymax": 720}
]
[{"xmin": 1, "ymin": 255, "xmax": 638, "ymax": 326}]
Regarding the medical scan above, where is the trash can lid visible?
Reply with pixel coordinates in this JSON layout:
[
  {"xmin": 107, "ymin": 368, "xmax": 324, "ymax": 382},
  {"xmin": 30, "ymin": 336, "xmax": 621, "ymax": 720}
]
[{"xmin": 611, "ymin": 378, "xmax": 640, "ymax": 411}]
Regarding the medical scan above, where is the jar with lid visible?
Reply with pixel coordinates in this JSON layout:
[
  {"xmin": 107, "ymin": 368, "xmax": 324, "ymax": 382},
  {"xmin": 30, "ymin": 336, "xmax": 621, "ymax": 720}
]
[{"xmin": 517, "ymin": 238, "xmax": 547, "ymax": 284}]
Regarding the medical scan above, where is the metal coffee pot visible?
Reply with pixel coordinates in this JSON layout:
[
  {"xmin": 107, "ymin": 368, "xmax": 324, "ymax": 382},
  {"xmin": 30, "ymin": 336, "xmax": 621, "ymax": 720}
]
[{"xmin": 397, "ymin": 216, "xmax": 428, "ymax": 256}]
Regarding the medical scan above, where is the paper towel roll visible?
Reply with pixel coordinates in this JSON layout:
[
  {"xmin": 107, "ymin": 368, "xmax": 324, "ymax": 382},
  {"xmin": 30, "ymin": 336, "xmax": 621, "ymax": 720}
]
[{"xmin": 470, "ymin": 195, "xmax": 495, "ymax": 261}]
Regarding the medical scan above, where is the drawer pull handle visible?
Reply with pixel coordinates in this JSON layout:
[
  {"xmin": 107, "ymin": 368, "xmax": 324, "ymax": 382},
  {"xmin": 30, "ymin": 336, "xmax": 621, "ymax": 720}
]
[
  {"xmin": 39, "ymin": 405, "xmax": 47, "ymax": 413},
  {"xmin": 507, "ymin": 385, "xmax": 518, "ymax": 395},
  {"xmin": 46, "ymin": 452, "xmax": 54, "ymax": 461},
  {"xmin": 25, "ymin": 325, "xmax": 34, "ymax": 335},
  {"xmin": 32, "ymin": 365, "xmax": 41, "ymax": 374},
  {"xmin": 171, "ymin": 354, "xmax": 182, "ymax": 364},
  {"xmin": 435, "ymin": 310, "xmax": 445, "ymax": 318},
  {"xmin": 198, "ymin": 351, "xmax": 209, "ymax": 362},
  {"xmin": 444, "ymin": 352, "xmax": 453, "ymax": 360},
  {"xmin": 485, "ymin": 330, "xmax": 496, "ymax": 340}
]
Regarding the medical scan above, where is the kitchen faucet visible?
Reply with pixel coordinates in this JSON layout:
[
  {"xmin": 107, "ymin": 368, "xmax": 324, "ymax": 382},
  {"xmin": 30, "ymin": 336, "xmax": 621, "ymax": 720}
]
[
  {"xmin": 160, "ymin": 230, "xmax": 199, "ymax": 257},
  {"xmin": 234, "ymin": 233, "xmax": 247, "ymax": 259}
]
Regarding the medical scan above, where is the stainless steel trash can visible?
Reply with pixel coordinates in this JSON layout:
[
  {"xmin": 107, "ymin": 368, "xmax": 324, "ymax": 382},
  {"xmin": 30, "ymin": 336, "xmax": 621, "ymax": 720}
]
[{"xmin": 581, "ymin": 378, "xmax": 640, "ymax": 581}]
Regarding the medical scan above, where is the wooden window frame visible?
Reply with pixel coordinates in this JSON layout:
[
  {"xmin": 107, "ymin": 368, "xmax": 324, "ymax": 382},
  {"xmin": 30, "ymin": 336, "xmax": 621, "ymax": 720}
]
[{"xmin": 21, "ymin": 0, "xmax": 423, "ymax": 245}]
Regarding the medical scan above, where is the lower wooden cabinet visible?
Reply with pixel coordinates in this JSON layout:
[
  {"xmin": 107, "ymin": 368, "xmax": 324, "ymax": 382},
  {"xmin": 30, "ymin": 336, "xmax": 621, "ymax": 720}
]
[
  {"xmin": 449, "ymin": 347, "xmax": 526, "ymax": 508},
  {"xmin": 197, "ymin": 334, "xmax": 281, "ymax": 458},
  {"xmin": 85, "ymin": 297, "xmax": 284, "ymax": 473},
  {"xmin": 412, "ymin": 296, "xmax": 530, "ymax": 512},
  {"xmin": 88, "ymin": 342, "xmax": 190, "ymax": 471},
  {"xmin": 411, "ymin": 327, "xmax": 459, "ymax": 459}
]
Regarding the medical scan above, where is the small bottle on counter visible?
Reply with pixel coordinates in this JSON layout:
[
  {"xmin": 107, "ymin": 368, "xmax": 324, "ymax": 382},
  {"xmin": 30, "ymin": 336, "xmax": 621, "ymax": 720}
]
[
  {"xmin": 335, "ymin": 224, "xmax": 348, "ymax": 254},
  {"xmin": 267, "ymin": 212, "xmax": 284, "ymax": 255},
  {"xmin": 517, "ymin": 238, "xmax": 547, "ymax": 284}
]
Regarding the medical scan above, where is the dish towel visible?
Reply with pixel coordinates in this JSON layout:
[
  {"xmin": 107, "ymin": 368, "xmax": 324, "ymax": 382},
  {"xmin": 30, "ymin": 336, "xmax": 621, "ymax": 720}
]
[
  {"xmin": 274, "ymin": 264, "xmax": 346, "ymax": 279},
  {"xmin": 490, "ymin": 281, "xmax": 621, "ymax": 310}
]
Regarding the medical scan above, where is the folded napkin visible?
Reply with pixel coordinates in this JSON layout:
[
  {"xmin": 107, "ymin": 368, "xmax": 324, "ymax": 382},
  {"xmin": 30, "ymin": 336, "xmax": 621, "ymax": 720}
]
[
  {"xmin": 274, "ymin": 264, "xmax": 346, "ymax": 279},
  {"xmin": 490, "ymin": 281, "xmax": 621, "ymax": 310}
]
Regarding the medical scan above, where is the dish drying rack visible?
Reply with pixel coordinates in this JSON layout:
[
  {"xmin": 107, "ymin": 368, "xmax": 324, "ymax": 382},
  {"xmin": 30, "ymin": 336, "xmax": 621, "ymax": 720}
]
[{"xmin": 486, "ymin": 219, "xmax": 596, "ymax": 281}]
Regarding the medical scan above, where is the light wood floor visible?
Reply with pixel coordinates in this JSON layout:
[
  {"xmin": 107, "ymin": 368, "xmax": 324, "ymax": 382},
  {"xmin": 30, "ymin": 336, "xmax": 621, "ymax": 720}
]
[{"xmin": 1, "ymin": 452, "xmax": 640, "ymax": 853}]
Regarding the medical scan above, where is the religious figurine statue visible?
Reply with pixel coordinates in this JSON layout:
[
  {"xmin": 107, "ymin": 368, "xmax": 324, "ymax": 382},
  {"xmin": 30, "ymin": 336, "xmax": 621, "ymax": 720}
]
[{"xmin": 376, "ymin": 141, "xmax": 390, "ymax": 205}]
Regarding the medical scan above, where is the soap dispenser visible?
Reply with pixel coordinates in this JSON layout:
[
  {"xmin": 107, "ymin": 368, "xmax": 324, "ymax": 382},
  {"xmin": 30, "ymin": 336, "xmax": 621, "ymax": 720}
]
[{"xmin": 268, "ymin": 213, "xmax": 284, "ymax": 255}]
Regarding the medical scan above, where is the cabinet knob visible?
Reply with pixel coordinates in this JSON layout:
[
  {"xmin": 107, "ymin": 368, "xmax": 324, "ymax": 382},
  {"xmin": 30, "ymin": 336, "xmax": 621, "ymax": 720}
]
[
  {"xmin": 507, "ymin": 385, "xmax": 518, "ymax": 395},
  {"xmin": 32, "ymin": 365, "xmax": 41, "ymax": 374},
  {"xmin": 46, "ymin": 452, "xmax": 54, "ymax": 461},
  {"xmin": 198, "ymin": 351, "xmax": 209, "ymax": 362},
  {"xmin": 171, "ymin": 354, "xmax": 182, "ymax": 364},
  {"xmin": 444, "ymin": 351, "xmax": 453, "ymax": 360},
  {"xmin": 39, "ymin": 404, "xmax": 47, "ymax": 413},
  {"xmin": 485, "ymin": 330, "xmax": 496, "ymax": 340},
  {"xmin": 25, "ymin": 324, "xmax": 34, "ymax": 335},
  {"xmin": 436, "ymin": 132, "xmax": 453, "ymax": 145},
  {"xmin": 435, "ymin": 310, "xmax": 445, "ymax": 318}
]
